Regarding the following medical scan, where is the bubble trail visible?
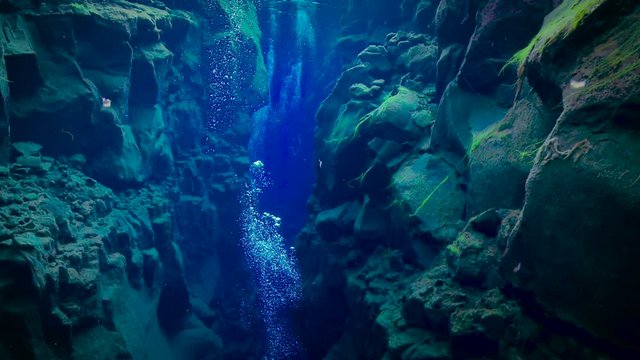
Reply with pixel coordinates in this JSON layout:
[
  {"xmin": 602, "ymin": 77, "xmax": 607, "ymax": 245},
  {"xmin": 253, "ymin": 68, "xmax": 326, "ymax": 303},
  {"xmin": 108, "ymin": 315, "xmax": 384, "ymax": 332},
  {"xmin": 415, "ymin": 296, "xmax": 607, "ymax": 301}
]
[{"xmin": 241, "ymin": 160, "xmax": 303, "ymax": 359}]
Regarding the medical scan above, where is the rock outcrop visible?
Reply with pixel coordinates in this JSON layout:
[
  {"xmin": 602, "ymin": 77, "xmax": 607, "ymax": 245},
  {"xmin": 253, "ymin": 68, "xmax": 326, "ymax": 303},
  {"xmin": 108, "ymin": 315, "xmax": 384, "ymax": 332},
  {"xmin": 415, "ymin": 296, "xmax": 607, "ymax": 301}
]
[
  {"xmin": 0, "ymin": 0, "xmax": 268, "ymax": 359},
  {"xmin": 298, "ymin": 0, "xmax": 640, "ymax": 358}
]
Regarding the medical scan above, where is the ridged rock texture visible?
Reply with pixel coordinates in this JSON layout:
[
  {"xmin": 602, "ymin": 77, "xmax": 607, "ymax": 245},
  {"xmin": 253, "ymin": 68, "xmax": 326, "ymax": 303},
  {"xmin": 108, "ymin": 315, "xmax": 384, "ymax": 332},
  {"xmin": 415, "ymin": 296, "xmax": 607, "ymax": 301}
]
[
  {"xmin": 0, "ymin": 0, "xmax": 267, "ymax": 359},
  {"xmin": 0, "ymin": 0, "xmax": 639, "ymax": 359},
  {"xmin": 296, "ymin": 0, "xmax": 640, "ymax": 358}
]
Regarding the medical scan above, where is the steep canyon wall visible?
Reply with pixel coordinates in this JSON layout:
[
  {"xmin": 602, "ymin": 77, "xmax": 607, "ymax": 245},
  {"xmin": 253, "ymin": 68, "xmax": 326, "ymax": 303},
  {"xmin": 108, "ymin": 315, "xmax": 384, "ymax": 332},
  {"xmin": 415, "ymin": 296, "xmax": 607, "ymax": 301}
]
[{"xmin": 297, "ymin": 0, "xmax": 640, "ymax": 358}]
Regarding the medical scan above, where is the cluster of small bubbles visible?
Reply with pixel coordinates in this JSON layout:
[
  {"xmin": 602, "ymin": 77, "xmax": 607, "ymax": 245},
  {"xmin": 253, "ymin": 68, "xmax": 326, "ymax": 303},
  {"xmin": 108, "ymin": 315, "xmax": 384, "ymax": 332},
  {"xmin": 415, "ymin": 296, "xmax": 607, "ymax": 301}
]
[
  {"xmin": 202, "ymin": 0, "xmax": 259, "ymax": 155},
  {"xmin": 241, "ymin": 161, "xmax": 304, "ymax": 359}
]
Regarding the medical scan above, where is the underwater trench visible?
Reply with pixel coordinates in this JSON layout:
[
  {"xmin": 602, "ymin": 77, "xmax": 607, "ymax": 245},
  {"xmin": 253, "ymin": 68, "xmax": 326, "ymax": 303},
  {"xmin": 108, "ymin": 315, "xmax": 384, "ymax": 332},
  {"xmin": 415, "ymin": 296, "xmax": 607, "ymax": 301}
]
[
  {"xmin": 0, "ymin": 0, "xmax": 639, "ymax": 359},
  {"xmin": 236, "ymin": 1, "xmax": 324, "ymax": 358}
]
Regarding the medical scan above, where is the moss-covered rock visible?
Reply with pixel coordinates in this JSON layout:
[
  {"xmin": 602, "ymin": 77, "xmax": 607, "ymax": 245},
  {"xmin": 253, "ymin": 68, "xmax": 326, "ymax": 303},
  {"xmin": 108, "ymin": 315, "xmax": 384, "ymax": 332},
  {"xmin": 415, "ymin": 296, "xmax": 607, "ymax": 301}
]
[{"xmin": 501, "ymin": 1, "xmax": 640, "ymax": 352}]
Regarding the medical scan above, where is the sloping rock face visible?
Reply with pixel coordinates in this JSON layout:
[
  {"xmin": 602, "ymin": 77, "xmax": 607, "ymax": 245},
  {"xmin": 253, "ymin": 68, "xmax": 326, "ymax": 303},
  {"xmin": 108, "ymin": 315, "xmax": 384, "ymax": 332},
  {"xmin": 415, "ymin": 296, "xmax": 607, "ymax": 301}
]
[
  {"xmin": 298, "ymin": 0, "xmax": 640, "ymax": 358},
  {"xmin": 501, "ymin": 0, "xmax": 640, "ymax": 350},
  {"xmin": 0, "ymin": 0, "xmax": 267, "ymax": 359}
]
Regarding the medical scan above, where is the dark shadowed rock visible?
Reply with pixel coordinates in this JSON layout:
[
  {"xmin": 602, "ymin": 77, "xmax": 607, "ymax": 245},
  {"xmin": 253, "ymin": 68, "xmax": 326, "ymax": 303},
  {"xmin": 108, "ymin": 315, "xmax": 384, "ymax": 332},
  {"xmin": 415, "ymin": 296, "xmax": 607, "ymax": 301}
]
[
  {"xmin": 468, "ymin": 85, "xmax": 557, "ymax": 215},
  {"xmin": 502, "ymin": 2, "xmax": 640, "ymax": 351},
  {"xmin": 435, "ymin": 43, "xmax": 465, "ymax": 99},
  {"xmin": 457, "ymin": 0, "xmax": 554, "ymax": 94},
  {"xmin": 315, "ymin": 201, "xmax": 361, "ymax": 240},
  {"xmin": 391, "ymin": 153, "xmax": 465, "ymax": 243}
]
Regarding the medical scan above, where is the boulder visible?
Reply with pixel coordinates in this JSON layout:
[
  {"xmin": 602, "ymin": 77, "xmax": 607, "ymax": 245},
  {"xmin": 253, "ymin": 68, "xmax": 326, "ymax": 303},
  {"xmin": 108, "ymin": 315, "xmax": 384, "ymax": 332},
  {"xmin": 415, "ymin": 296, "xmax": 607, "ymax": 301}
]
[
  {"xmin": 358, "ymin": 87, "xmax": 426, "ymax": 144},
  {"xmin": 435, "ymin": 43, "xmax": 465, "ymax": 99},
  {"xmin": 358, "ymin": 45, "xmax": 393, "ymax": 75},
  {"xmin": 457, "ymin": 0, "xmax": 553, "ymax": 94},
  {"xmin": 468, "ymin": 85, "xmax": 557, "ymax": 216},
  {"xmin": 397, "ymin": 43, "xmax": 438, "ymax": 80},
  {"xmin": 502, "ymin": 3, "xmax": 640, "ymax": 351},
  {"xmin": 449, "ymin": 290, "xmax": 518, "ymax": 359},
  {"xmin": 315, "ymin": 201, "xmax": 361, "ymax": 240},
  {"xmin": 445, "ymin": 209, "xmax": 505, "ymax": 288},
  {"xmin": 354, "ymin": 196, "xmax": 389, "ymax": 243},
  {"xmin": 429, "ymin": 82, "xmax": 507, "ymax": 158},
  {"xmin": 349, "ymin": 83, "xmax": 375, "ymax": 99},
  {"xmin": 391, "ymin": 153, "xmax": 465, "ymax": 243},
  {"xmin": 434, "ymin": 0, "xmax": 476, "ymax": 47}
]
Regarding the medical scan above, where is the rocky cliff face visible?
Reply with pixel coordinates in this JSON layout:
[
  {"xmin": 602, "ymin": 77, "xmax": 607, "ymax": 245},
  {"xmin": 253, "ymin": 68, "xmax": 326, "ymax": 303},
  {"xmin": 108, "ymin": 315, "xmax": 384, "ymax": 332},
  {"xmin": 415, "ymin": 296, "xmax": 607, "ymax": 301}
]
[
  {"xmin": 298, "ymin": 0, "xmax": 640, "ymax": 358},
  {"xmin": 0, "ymin": 0, "xmax": 267, "ymax": 359},
  {"xmin": 1, "ymin": 0, "xmax": 638, "ymax": 359}
]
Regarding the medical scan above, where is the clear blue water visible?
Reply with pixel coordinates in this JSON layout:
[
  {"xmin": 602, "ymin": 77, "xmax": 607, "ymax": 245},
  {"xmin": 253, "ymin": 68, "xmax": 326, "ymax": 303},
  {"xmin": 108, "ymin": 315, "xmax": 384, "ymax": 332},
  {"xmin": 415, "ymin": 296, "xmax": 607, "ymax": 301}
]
[
  {"xmin": 242, "ymin": 3, "xmax": 325, "ymax": 358},
  {"xmin": 250, "ymin": 2, "xmax": 319, "ymax": 243}
]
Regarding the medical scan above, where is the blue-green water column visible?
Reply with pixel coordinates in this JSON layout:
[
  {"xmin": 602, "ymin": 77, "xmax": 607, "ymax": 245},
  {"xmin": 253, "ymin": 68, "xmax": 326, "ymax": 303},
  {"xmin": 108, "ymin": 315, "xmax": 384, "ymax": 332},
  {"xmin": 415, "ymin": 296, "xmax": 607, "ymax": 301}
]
[{"xmin": 240, "ymin": 160, "xmax": 303, "ymax": 359}]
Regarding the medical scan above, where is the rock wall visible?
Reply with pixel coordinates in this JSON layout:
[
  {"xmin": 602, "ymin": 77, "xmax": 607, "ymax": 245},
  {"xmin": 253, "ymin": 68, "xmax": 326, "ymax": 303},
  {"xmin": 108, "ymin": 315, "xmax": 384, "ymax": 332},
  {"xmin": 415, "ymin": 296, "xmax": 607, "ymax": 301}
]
[
  {"xmin": 0, "ymin": 0, "xmax": 267, "ymax": 359},
  {"xmin": 297, "ymin": 0, "xmax": 640, "ymax": 358}
]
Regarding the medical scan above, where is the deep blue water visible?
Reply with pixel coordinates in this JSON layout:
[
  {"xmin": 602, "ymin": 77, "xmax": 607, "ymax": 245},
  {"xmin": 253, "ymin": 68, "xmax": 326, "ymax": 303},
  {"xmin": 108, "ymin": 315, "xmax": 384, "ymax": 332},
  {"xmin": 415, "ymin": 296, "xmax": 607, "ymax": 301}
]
[
  {"xmin": 250, "ymin": 3, "xmax": 322, "ymax": 243},
  {"xmin": 198, "ymin": 2, "xmax": 342, "ymax": 358},
  {"xmin": 241, "ymin": 3, "xmax": 333, "ymax": 359}
]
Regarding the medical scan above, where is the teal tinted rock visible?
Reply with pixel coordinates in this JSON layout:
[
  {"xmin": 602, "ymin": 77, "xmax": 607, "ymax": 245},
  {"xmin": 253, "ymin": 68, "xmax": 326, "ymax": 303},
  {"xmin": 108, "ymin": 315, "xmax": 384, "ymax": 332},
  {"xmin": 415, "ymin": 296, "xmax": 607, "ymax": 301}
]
[
  {"xmin": 401, "ymin": 342, "xmax": 450, "ymax": 360},
  {"xmin": 358, "ymin": 45, "xmax": 392, "ymax": 74},
  {"xmin": 391, "ymin": 153, "xmax": 464, "ymax": 242},
  {"xmin": 13, "ymin": 142, "xmax": 42, "ymax": 156},
  {"xmin": 14, "ymin": 232, "xmax": 54, "ymax": 253},
  {"xmin": 360, "ymin": 87, "xmax": 424, "ymax": 143},
  {"xmin": 349, "ymin": 83, "xmax": 374, "ymax": 99},
  {"xmin": 16, "ymin": 155, "xmax": 41, "ymax": 168},
  {"xmin": 397, "ymin": 43, "xmax": 437, "ymax": 78},
  {"xmin": 445, "ymin": 210, "xmax": 504, "ymax": 289},
  {"xmin": 315, "ymin": 201, "xmax": 360, "ymax": 240},
  {"xmin": 354, "ymin": 196, "xmax": 389, "ymax": 241},
  {"xmin": 468, "ymin": 88, "xmax": 554, "ymax": 216}
]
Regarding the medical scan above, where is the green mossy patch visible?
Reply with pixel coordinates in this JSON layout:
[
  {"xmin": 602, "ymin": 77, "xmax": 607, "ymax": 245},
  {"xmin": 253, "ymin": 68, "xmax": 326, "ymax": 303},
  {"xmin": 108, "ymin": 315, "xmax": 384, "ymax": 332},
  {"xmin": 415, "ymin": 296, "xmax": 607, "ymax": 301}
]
[
  {"xmin": 503, "ymin": 0, "xmax": 606, "ymax": 73},
  {"xmin": 326, "ymin": 86, "xmax": 423, "ymax": 148},
  {"xmin": 470, "ymin": 122, "xmax": 508, "ymax": 154},
  {"xmin": 569, "ymin": 9, "xmax": 640, "ymax": 103},
  {"xmin": 446, "ymin": 232, "xmax": 482, "ymax": 258}
]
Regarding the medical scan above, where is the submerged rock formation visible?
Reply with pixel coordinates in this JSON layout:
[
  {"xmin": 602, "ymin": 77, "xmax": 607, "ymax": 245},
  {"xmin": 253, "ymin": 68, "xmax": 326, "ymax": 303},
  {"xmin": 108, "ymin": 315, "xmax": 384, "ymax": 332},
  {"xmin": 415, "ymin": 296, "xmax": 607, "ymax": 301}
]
[
  {"xmin": 298, "ymin": 0, "xmax": 640, "ymax": 358},
  {"xmin": 0, "ymin": 0, "xmax": 267, "ymax": 359},
  {"xmin": 0, "ymin": 0, "xmax": 638, "ymax": 359}
]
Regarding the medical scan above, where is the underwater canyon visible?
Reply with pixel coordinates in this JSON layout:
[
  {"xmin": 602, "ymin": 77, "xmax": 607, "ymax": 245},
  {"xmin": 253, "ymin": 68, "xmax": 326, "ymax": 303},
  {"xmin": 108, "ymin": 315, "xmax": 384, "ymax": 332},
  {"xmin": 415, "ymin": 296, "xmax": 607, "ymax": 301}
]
[{"xmin": 0, "ymin": 0, "xmax": 639, "ymax": 359}]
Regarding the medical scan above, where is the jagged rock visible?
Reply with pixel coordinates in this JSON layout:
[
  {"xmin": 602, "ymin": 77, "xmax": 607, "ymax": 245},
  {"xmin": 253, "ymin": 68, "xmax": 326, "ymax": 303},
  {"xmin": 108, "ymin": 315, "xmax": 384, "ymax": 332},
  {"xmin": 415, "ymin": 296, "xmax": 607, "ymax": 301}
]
[
  {"xmin": 359, "ymin": 87, "xmax": 426, "ymax": 143},
  {"xmin": 412, "ymin": 0, "xmax": 438, "ymax": 32},
  {"xmin": 402, "ymin": 269, "xmax": 467, "ymax": 331},
  {"xmin": 317, "ymin": 64, "xmax": 372, "ymax": 138},
  {"xmin": 154, "ymin": 215, "xmax": 192, "ymax": 334},
  {"xmin": 434, "ymin": 0, "xmax": 477, "ymax": 47},
  {"xmin": 435, "ymin": 44, "xmax": 464, "ymax": 99},
  {"xmin": 449, "ymin": 289, "xmax": 518, "ymax": 358},
  {"xmin": 0, "ymin": 0, "xmax": 270, "ymax": 358},
  {"xmin": 397, "ymin": 43, "xmax": 437, "ymax": 79},
  {"xmin": 315, "ymin": 201, "xmax": 360, "ymax": 240},
  {"xmin": 457, "ymin": 0, "xmax": 554, "ymax": 94},
  {"xmin": 349, "ymin": 83, "xmax": 375, "ymax": 99},
  {"xmin": 391, "ymin": 153, "xmax": 465, "ymax": 243},
  {"xmin": 354, "ymin": 196, "xmax": 389, "ymax": 243},
  {"xmin": 501, "ymin": 1, "xmax": 640, "ymax": 352},
  {"xmin": 429, "ymin": 82, "xmax": 508, "ymax": 158},
  {"xmin": 468, "ymin": 85, "xmax": 557, "ymax": 215},
  {"xmin": 445, "ymin": 209, "xmax": 505, "ymax": 288},
  {"xmin": 358, "ymin": 45, "xmax": 393, "ymax": 75}
]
